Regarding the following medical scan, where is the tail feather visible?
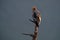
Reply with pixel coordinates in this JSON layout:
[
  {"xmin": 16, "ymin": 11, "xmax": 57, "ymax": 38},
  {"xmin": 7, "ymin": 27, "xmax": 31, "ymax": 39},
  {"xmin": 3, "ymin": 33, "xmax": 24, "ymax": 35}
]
[
  {"xmin": 35, "ymin": 21, "xmax": 39, "ymax": 27},
  {"xmin": 29, "ymin": 19, "xmax": 35, "ymax": 23},
  {"xmin": 29, "ymin": 19, "xmax": 39, "ymax": 27}
]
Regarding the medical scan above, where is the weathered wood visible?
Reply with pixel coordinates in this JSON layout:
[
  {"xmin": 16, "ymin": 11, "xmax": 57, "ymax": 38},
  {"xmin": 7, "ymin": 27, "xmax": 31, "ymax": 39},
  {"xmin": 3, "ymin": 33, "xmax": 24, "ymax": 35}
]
[{"xmin": 32, "ymin": 25, "xmax": 39, "ymax": 40}]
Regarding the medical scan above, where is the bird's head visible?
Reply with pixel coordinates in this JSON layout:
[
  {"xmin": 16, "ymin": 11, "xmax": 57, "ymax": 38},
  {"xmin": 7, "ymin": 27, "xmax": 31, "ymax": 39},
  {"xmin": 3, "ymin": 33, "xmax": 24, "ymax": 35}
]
[{"xmin": 32, "ymin": 6, "xmax": 37, "ymax": 11}]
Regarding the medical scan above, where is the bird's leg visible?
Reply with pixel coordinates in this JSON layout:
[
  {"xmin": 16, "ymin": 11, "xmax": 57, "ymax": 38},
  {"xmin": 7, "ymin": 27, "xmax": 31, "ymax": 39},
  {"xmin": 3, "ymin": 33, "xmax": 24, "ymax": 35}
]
[{"xmin": 29, "ymin": 19, "xmax": 35, "ymax": 23}]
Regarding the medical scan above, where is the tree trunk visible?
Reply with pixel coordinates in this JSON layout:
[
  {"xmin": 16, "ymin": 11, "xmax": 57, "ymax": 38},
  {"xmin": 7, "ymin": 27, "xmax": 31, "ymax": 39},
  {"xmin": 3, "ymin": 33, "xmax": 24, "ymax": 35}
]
[{"xmin": 32, "ymin": 25, "xmax": 39, "ymax": 40}]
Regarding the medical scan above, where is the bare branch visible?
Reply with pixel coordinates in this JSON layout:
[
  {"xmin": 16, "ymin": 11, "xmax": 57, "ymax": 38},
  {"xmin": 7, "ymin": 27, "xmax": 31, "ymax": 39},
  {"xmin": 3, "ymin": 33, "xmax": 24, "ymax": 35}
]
[{"xmin": 22, "ymin": 33, "xmax": 34, "ymax": 37}]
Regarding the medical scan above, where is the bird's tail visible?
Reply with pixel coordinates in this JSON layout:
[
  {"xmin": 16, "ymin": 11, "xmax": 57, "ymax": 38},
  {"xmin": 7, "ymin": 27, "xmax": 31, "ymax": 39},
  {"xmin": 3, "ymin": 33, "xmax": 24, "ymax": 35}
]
[
  {"xmin": 29, "ymin": 19, "xmax": 39, "ymax": 27},
  {"xmin": 35, "ymin": 21, "xmax": 39, "ymax": 27},
  {"xmin": 29, "ymin": 19, "xmax": 35, "ymax": 23}
]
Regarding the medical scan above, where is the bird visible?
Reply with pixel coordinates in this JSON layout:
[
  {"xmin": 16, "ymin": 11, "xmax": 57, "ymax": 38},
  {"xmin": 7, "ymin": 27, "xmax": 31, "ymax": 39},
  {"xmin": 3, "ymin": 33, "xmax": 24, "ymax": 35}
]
[{"xmin": 32, "ymin": 6, "xmax": 41, "ymax": 27}]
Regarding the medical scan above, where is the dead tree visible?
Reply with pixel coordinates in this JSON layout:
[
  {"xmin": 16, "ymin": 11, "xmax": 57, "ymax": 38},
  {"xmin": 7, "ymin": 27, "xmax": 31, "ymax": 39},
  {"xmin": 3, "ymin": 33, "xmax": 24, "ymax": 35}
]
[{"xmin": 22, "ymin": 6, "xmax": 41, "ymax": 40}]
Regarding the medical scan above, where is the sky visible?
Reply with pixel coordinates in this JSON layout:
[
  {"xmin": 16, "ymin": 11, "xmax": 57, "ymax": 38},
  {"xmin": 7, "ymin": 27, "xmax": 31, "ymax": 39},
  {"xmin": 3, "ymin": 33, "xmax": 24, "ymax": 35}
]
[{"xmin": 0, "ymin": 0, "xmax": 60, "ymax": 40}]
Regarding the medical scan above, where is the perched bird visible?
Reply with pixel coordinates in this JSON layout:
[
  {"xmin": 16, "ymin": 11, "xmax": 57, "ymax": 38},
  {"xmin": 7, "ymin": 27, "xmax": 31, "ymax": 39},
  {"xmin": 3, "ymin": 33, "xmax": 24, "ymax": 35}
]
[{"xmin": 32, "ymin": 6, "xmax": 41, "ymax": 27}]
